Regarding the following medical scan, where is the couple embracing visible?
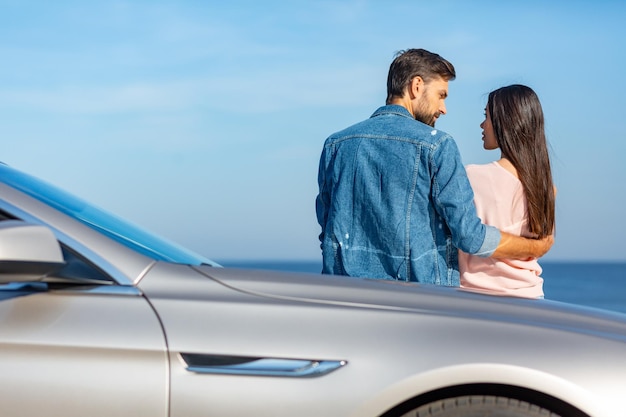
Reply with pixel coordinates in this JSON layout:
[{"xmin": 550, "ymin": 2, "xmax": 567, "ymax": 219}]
[{"xmin": 316, "ymin": 48, "xmax": 555, "ymax": 299}]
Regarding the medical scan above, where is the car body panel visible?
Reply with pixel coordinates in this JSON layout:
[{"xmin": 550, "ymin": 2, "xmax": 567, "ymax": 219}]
[
  {"xmin": 0, "ymin": 162, "xmax": 625, "ymax": 417},
  {"xmin": 138, "ymin": 263, "xmax": 624, "ymax": 417},
  {"xmin": 0, "ymin": 284, "xmax": 168, "ymax": 417}
]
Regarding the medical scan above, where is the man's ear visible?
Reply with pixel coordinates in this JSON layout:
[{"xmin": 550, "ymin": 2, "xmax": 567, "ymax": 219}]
[{"xmin": 409, "ymin": 76, "xmax": 425, "ymax": 99}]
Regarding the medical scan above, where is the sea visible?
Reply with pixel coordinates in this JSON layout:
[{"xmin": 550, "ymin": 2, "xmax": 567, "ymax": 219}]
[{"xmin": 218, "ymin": 260, "xmax": 626, "ymax": 316}]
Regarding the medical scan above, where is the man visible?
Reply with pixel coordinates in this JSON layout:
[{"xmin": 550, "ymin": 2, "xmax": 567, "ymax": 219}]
[{"xmin": 315, "ymin": 48, "xmax": 552, "ymax": 285}]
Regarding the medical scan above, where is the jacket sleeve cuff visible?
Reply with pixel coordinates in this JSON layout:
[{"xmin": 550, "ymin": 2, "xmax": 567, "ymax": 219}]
[{"xmin": 473, "ymin": 226, "xmax": 501, "ymax": 257}]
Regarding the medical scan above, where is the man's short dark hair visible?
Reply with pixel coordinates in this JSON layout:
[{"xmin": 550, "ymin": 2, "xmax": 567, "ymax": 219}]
[{"xmin": 386, "ymin": 48, "xmax": 456, "ymax": 104}]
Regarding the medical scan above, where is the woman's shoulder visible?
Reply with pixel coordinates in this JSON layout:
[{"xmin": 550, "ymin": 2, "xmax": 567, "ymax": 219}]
[
  {"xmin": 465, "ymin": 162, "xmax": 500, "ymax": 179},
  {"xmin": 466, "ymin": 161, "xmax": 519, "ymax": 182}
]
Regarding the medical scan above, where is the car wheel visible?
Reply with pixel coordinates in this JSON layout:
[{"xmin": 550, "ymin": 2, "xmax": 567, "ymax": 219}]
[{"xmin": 399, "ymin": 395, "xmax": 561, "ymax": 417}]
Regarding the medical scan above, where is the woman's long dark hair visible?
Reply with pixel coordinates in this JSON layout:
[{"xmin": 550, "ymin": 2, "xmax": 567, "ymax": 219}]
[{"xmin": 488, "ymin": 84, "xmax": 555, "ymax": 238}]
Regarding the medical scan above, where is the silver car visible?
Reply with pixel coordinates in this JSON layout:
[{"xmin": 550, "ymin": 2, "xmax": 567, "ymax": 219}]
[{"xmin": 0, "ymin": 162, "xmax": 624, "ymax": 417}]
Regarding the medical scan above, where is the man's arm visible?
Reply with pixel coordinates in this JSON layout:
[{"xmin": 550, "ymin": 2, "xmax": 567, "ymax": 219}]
[
  {"xmin": 491, "ymin": 232, "xmax": 554, "ymax": 259},
  {"xmin": 315, "ymin": 145, "xmax": 331, "ymax": 244}
]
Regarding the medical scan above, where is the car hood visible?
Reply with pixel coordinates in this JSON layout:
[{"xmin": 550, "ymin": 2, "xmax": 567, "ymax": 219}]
[{"xmin": 194, "ymin": 265, "xmax": 626, "ymax": 341}]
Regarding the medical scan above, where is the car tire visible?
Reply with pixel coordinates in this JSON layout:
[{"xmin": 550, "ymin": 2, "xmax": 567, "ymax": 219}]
[{"xmin": 399, "ymin": 395, "xmax": 561, "ymax": 417}]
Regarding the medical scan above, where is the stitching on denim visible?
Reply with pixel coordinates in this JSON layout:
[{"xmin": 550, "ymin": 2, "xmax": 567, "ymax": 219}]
[{"xmin": 404, "ymin": 143, "xmax": 420, "ymax": 282}]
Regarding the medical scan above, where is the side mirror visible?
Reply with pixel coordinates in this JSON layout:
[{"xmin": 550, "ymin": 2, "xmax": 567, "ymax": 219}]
[{"xmin": 0, "ymin": 220, "xmax": 65, "ymax": 283}]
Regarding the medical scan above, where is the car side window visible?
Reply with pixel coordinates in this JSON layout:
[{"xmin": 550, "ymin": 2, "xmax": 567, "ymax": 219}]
[
  {"xmin": 52, "ymin": 245, "xmax": 114, "ymax": 284},
  {"xmin": 0, "ymin": 211, "xmax": 113, "ymax": 285}
]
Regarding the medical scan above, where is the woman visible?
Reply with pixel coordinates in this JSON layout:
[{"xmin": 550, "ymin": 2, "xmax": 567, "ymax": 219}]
[{"xmin": 459, "ymin": 84, "xmax": 555, "ymax": 298}]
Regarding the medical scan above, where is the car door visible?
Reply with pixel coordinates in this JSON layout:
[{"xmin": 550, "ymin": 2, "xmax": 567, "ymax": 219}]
[{"xmin": 0, "ymin": 245, "xmax": 169, "ymax": 417}]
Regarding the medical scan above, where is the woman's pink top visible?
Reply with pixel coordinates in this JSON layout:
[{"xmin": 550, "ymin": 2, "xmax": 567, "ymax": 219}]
[{"xmin": 459, "ymin": 162, "xmax": 543, "ymax": 298}]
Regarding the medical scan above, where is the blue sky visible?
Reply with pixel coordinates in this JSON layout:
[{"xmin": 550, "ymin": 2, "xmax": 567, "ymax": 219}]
[{"xmin": 1, "ymin": 1, "xmax": 625, "ymax": 262}]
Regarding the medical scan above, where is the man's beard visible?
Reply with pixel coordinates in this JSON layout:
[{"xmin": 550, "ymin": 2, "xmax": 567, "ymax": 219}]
[
  {"xmin": 413, "ymin": 93, "xmax": 440, "ymax": 126},
  {"xmin": 414, "ymin": 106, "xmax": 440, "ymax": 127}
]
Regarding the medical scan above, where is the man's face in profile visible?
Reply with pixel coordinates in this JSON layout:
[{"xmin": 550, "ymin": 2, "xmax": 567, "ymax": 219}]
[{"xmin": 413, "ymin": 77, "xmax": 449, "ymax": 127}]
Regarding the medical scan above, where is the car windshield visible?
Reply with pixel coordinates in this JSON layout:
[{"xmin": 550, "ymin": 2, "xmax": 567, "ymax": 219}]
[{"xmin": 0, "ymin": 163, "xmax": 218, "ymax": 266}]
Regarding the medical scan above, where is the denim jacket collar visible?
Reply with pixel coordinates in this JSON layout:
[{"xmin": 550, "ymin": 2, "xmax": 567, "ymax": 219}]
[{"xmin": 370, "ymin": 104, "xmax": 414, "ymax": 120}]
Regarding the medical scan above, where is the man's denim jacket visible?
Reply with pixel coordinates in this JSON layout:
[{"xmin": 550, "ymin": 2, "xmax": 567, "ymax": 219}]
[{"xmin": 316, "ymin": 105, "xmax": 500, "ymax": 286}]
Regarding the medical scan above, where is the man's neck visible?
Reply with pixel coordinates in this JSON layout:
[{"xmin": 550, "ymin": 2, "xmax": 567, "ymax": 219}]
[{"xmin": 387, "ymin": 97, "xmax": 414, "ymax": 118}]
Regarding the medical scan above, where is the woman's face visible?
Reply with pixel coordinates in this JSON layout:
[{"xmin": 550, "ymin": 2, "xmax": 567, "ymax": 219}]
[{"xmin": 480, "ymin": 106, "xmax": 499, "ymax": 150}]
